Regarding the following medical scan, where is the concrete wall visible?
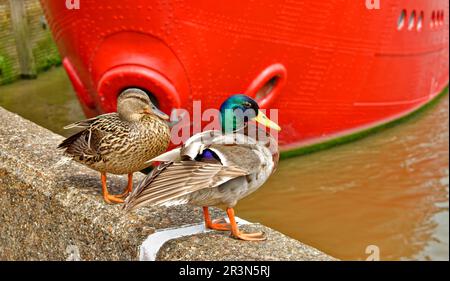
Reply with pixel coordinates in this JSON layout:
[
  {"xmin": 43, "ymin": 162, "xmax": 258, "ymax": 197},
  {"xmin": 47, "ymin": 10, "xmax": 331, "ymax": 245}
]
[
  {"xmin": 0, "ymin": 105, "xmax": 336, "ymax": 261},
  {"xmin": 0, "ymin": 0, "xmax": 60, "ymax": 85}
]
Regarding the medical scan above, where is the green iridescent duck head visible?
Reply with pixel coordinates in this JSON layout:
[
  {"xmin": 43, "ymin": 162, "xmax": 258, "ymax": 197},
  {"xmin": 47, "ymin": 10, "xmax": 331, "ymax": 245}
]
[{"xmin": 219, "ymin": 94, "xmax": 281, "ymax": 133}]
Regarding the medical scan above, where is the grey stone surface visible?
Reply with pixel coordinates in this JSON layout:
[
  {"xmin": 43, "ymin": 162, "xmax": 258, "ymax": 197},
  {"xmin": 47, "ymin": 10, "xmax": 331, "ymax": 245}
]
[
  {"xmin": 157, "ymin": 224, "xmax": 334, "ymax": 261},
  {"xmin": 0, "ymin": 106, "xmax": 336, "ymax": 261}
]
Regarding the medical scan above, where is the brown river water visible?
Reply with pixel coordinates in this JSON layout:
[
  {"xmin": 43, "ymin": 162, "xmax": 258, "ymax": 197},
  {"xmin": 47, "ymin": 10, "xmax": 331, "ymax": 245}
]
[{"xmin": 0, "ymin": 67, "xmax": 448, "ymax": 260}]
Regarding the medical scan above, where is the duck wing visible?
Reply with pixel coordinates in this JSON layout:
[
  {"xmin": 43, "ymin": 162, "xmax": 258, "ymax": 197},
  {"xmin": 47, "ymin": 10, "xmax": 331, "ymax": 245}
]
[
  {"xmin": 124, "ymin": 160, "xmax": 249, "ymax": 210},
  {"xmin": 57, "ymin": 113, "xmax": 122, "ymax": 160},
  {"xmin": 124, "ymin": 133, "xmax": 264, "ymax": 211}
]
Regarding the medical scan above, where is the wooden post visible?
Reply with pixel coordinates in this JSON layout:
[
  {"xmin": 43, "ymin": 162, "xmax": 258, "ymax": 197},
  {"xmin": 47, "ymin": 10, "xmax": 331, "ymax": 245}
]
[{"xmin": 8, "ymin": 0, "xmax": 37, "ymax": 78}]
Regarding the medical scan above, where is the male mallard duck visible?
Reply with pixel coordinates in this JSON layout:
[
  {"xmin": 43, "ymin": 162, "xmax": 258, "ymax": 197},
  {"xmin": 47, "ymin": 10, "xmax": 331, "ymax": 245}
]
[
  {"xmin": 124, "ymin": 94, "xmax": 280, "ymax": 241},
  {"xmin": 58, "ymin": 88, "xmax": 171, "ymax": 204}
]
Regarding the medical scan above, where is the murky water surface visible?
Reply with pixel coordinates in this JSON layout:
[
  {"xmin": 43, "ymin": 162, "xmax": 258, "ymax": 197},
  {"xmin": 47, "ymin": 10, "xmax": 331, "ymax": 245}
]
[
  {"xmin": 1, "ymin": 68, "xmax": 448, "ymax": 260},
  {"xmin": 0, "ymin": 68, "xmax": 84, "ymax": 137}
]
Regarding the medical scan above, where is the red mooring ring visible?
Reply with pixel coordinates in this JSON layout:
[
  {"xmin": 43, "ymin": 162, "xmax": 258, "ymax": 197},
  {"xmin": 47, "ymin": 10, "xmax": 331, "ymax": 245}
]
[
  {"xmin": 245, "ymin": 63, "xmax": 287, "ymax": 108},
  {"xmin": 96, "ymin": 64, "xmax": 181, "ymax": 114}
]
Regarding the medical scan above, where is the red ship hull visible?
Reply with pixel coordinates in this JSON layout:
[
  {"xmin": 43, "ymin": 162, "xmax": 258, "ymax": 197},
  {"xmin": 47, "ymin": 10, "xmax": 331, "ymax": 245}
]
[{"xmin": 40, "ymin": 0, "xmax": 449, "ymax": 154}]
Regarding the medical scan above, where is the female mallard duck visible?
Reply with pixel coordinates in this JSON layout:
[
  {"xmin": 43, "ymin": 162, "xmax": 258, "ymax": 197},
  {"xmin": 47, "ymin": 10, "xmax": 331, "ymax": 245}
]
[
  {"xmin": 124, "ymin": 94, "xmax": 280, "ymax": 241},
  {"xmin": 58, "ymin": 88, "xmax": 171, "ymax": 204}
]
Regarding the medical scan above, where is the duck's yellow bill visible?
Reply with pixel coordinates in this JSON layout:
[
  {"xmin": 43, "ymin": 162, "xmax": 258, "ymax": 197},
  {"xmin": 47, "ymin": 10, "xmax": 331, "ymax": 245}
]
[{"xmin": 252, "ymin": 111, "xmax": 281, "ymax": 131}]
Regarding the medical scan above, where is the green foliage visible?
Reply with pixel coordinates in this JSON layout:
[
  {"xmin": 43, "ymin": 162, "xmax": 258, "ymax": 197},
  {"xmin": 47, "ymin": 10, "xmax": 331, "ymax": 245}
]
[
  {"xmin": 32, "ymin": 33, "xmax": 61, "ymax": 72},
  {"xmin": 0, "ymin": 52, "xmax": 16, "ymax": 85}
]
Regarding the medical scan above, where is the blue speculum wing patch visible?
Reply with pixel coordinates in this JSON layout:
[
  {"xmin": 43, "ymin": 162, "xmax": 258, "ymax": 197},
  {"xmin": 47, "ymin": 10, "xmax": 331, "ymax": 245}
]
[
  {"xmin": 201, "ymin": 149, "xmax": 215, "ymax": 159},
  {"xmin": 195, "ymin": 149, "xmax": 221, "ymax": 163}
]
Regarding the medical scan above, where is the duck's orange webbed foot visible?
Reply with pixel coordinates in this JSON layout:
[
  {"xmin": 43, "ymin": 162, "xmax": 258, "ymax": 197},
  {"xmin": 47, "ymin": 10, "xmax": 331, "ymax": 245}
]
[
  {"xmin": 209, "ymin": 218, "xmax": 231, "ymax": 231},
  {"xmin": 101, "ymin": 172, "xmax": 125, "ymax": 204},
  {"xmin": 203, "ymin": 207, "xmax": 231, "ymax": 231},
  {"xmin": 226, "ymin": 207, "xmax": 266, "ymax": 241},
  {"xmin": 115, "ymin": 192, "xmax": 129, "ymax": 199},
  {"xmin": 231, "ymin": 230, "xmax": 266, "ymax": 241},
  {"xmin": 103, "ymin": 194, "xmax": 125, "ymax": 204}
]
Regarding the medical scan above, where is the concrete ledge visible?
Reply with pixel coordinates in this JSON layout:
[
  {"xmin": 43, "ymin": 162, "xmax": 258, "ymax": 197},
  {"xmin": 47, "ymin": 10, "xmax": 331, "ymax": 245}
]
[{"xmin": 0, "ymin": 106, "xmax": 336, "ymax": 261}]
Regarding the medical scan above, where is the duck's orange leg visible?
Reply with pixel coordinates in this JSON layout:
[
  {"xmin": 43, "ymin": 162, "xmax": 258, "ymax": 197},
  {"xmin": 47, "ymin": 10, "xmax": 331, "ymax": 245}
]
[
  {"xmin": 226, "ymin": 207, "xmax": 266, "ymax": 241},
  {"xmin": 101, "ymin": 172, "xmax": 124, "ymax": 204},
  {"xmin": 203, "ymin": 207, "xmax": 231, "ymax": 231},
  {"xmin": 117, "ymin": 173, "xmax": 133, "ymax": 198}
]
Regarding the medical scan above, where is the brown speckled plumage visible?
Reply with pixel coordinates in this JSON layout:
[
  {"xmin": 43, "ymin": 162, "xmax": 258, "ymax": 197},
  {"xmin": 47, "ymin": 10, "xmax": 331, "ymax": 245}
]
[
  {"xmin": 58, "ymin": 113, "xmax": 170, "ymax": 174},
  {"xmin": 58, "ymin": 88, "xmax": 171, "ymax": 204}
]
